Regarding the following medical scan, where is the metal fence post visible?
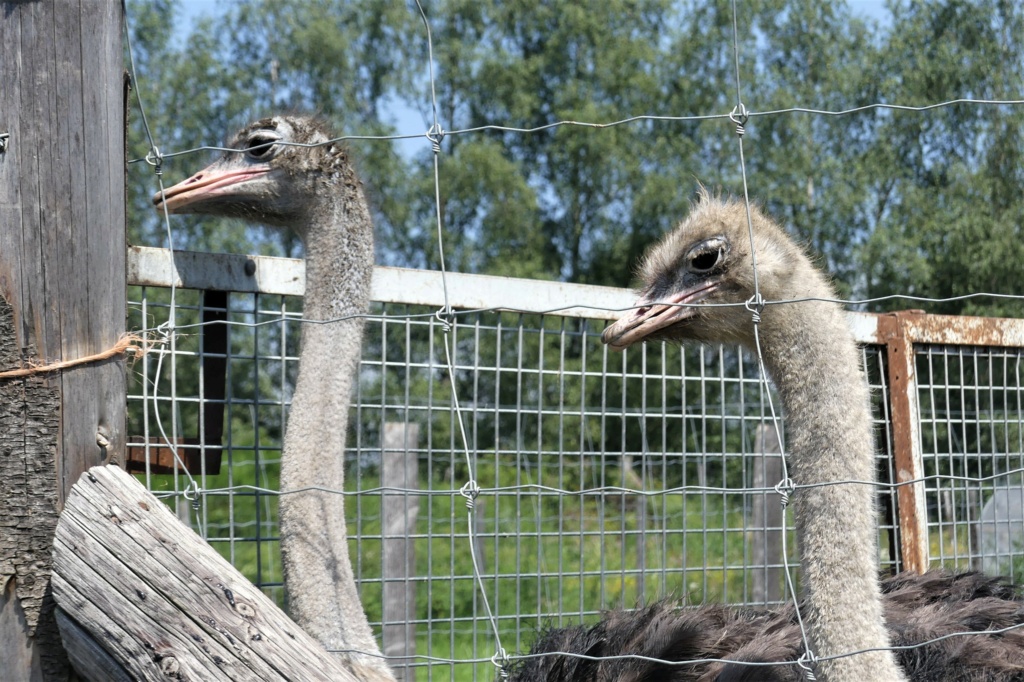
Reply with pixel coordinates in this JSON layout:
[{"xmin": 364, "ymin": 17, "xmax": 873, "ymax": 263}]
[{"xmin": 877, "ymin": 311, "xmax": 930, "ymax": 573}]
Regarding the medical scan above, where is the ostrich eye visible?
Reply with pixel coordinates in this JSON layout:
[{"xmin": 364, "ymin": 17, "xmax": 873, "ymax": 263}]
[
  {"xmin": 687, "ymin": 237, "xmax": 729, "ymax": 273},
  {"xmin": 691, "ymin": 250, "xmax": 720, "ymax": 271},
  {"xmin": 245, "ymin": 135, "xmax": 278, "ymax": 160}
]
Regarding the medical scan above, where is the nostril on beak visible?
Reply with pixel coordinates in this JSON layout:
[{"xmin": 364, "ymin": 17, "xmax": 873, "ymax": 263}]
[
  {"xmin": 187, "ymin": 174, "xmax": 203, "ymax": 184},
  {"xmin": 636, "ymin": 306, "xmax": 650, "ymax": 317}
]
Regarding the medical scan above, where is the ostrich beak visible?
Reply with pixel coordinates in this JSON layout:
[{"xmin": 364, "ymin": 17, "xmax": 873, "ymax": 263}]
[
  {"xmin": 601, "ymin": 281, "xmax": 719, "ymax": 351},
  {"xmin": 153, "ymin": 163, "xmax": 271, "ymax": 214}
]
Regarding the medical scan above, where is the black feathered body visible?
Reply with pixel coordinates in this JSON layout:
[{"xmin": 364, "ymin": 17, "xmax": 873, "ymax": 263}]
[{"xmin": 510, "ymin": 571, "xmax": 1024, "ymax": 681}]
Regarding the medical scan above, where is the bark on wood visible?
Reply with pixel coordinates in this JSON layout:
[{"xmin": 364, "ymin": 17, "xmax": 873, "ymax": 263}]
[
  {"xmin": 52, "ymin": 464, "xmax": 361, "ymax": 682},
  {"xmin": 0, "ymin": 294, "xmax": 64, "ymax": 679}
]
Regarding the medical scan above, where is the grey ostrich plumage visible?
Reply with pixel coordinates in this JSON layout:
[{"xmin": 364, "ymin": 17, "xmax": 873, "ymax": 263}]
[{"xmin": 155, "ymin": 115, "xmax": 395, "ymax": 681}]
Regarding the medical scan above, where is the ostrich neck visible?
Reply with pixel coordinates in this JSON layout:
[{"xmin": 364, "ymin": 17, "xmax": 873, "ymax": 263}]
[
  {"xmin": 278, "ymin": 191, "xmax": 395, "ymax": 680},
  {"xmin": 759, "ymin": 298, "xmax": 906, "ymax": 682}
]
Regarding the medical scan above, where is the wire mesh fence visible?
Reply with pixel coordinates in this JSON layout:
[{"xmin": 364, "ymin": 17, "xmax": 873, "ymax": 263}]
[
  {"xmin": 917, "ymin": 344, "xmax": 1024, "ymax": 576},
  {"xmin": 121, "ymin": 261, "xmax": 1024, "ymax": 679},
  {"xmin": 113, "ymin": 0, "xmax": 1024, "ymax": 675}
]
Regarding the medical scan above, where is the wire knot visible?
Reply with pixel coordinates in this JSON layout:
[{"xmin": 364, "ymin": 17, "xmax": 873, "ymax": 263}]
[
  {"xmin": 491, "ymin": 647, "xmax": 511, "ymax": 677},
  {"xmin": 774, "ymin": 477, "xmax": 796, "ymax": 508},
  {"xmin": 183, "ymin": 480, "xmax": 203, "ymax": 511},
  {"xmin": 729, "ymin": 103, "xmax": 749, "ymax": 137},
  {"xmin": 145, "ymin": 146, "xmax": 164, "ymax": 176},
  {"xmin": 156, "ymin": 319, "xmax": 177, "ymax": 341},
  {"xmin": 745, "ymin": 293, "xmax": 765, "ymax": 324},
  {"xmin": 426, "ymin": 123, "xmax": 445, "ymax": 154},
  {"xmin": 797, "ymin": 649, "xmax": 818, "ymax": 680},
  {"xmin": 460, "ymin": 480, "xmax": 480, "ymax": 510},
  {"xmin": 434, "ymin": 306, "xmax": 455, "ymax": 333}
]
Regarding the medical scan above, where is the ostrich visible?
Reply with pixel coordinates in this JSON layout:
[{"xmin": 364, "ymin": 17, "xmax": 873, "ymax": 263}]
[
  {"xmin": 511, "ymin": 192, "xmax": 1024, "ymax": 681},
  {"xmin": 154, "ymin": 115, "xmax": 396, "ymax": 681}
]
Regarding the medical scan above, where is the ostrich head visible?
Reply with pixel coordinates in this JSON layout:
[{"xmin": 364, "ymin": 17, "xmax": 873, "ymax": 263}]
[
  {"xmin": 602, "ymin": 190, "xmax": 816, "ymax": 350},
  {"xmin": 153, "ymin": 115, "xmax": 353, "ymax": 237}
]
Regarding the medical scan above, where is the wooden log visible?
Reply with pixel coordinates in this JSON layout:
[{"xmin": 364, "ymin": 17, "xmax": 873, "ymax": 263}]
[{"xmin": 52, "ymin": 464, "xmax": 362, "ymax": 681}]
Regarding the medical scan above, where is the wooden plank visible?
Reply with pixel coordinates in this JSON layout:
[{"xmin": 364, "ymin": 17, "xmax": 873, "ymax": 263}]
[
  {"xmin": 13, "ymin": 2, "xmax": 48, "ymax": 351},
  {"xmin": 52, "ymin": 465, "xmax": 361, "ymax": 681},
  {"xmin": 128, "ymin": 248, "xmax": 1024, "ymax": 349},
  {"xmin": 58, "ymin": 0, "xmax": 127, "ymax": 502},
  {"xmin": 54, "ymin": 610, "xmax": 135, "ymax": 682},
  {"xmin": 0, "ymin": 15, "xmax": 40, "ymax": 679},
  {"xmin": 126, "ymin": 246, "xmax": 639, "ymax": 319}
]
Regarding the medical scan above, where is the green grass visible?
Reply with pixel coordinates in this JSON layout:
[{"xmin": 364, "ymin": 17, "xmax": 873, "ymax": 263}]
[{"xmin": 141, "ymin": 450, "xmax": 799, "ymax": 680}]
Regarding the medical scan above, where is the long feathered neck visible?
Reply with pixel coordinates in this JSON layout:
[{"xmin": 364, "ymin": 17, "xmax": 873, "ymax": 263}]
[
  {"xmin": 757, "ymin": 276, "xmax": 907, "ymax": 682},
  {"xmin": 278, "ymin": 181, "xmax": 395, "ymax": 681}
]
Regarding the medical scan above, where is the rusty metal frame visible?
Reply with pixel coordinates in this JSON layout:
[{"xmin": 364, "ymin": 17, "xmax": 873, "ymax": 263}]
[
  {"xmin": 874, "ymin": 312, "xmax": 929, "ymax": 573},
  {"xmin": 853, "ymin": 310, "xmax": 1024, "ymax": 573}
]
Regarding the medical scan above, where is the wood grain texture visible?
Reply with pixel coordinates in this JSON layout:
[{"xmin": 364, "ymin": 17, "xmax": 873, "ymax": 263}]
[
  {"xmin": 0, "ymin": 2, "xmax": 127, "ymax": 678},
  {"xmin": 53, "ymin": 465, "xmax": 361, "ymax": 682}
]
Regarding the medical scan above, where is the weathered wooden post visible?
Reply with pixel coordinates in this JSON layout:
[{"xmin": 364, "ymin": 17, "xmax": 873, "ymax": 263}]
[
  {"xmin": 0, "ymin": 2, "xmax": 126, "ymax": 679},
  {"xmin": 381, "ymin": 422, "xmax": 420, "ymax": 680},
  {"xmin": 750, "ymin": 424, "xmax": 784, "ymax": 604}
]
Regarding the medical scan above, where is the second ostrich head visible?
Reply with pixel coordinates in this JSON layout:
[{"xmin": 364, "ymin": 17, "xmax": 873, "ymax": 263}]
[{"xmin": 603, "ymin": 189, "xmax": 822, "ymax": 351}]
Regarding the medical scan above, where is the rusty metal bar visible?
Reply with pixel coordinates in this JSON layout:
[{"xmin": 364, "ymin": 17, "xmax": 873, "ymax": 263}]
[
  {"xmin": 125, "ymin": 437, "xmax": 221, "ymax": 475},
  {"xmin": 848, "ymin": 310, "xmax": 1024, "ymax": 348},
  {"xmin": 882, "ymin": 312, "xmax": 1024, "ymax": 347},
  {"xmin": 876, "ymin": 311, "xmax": 930, "ymax": 573}
]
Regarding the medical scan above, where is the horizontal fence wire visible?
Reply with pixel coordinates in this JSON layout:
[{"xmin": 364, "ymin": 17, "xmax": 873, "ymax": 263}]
[{"xmin": 125, "ymin": 97, "xmax": 1024, "ymax": 166}]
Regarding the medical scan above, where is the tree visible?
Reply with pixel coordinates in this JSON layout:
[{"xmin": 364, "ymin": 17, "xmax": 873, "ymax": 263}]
[{"xmin": 858, "ymin": 0, "xmax": 1024, "ymax": 316}]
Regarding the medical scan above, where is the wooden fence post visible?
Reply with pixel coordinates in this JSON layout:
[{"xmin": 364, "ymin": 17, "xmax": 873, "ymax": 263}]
[
  {"xmin": 750, "ymin": 424, "xmax": 784, "ymax": 605},
  {"xmin": 0, "ymin": 2, "xmax": 126, "ymax": 679},
  {"xmin": 381, "ymin": 422, "xmax": 420, "ymax": 680}
]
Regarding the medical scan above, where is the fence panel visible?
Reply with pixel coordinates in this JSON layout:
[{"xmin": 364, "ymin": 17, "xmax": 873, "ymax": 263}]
[{"xmin": 125, "ymin": 248, "xmax": 1023, "ymax": 679}]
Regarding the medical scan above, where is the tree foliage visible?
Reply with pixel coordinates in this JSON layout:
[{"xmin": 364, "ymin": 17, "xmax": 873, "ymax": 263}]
[{"xmin": 127, "ymin": 0, "xmax": 1024, "ymax": 315}]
